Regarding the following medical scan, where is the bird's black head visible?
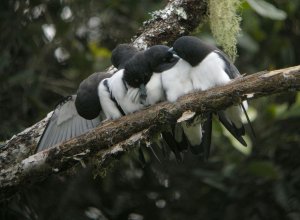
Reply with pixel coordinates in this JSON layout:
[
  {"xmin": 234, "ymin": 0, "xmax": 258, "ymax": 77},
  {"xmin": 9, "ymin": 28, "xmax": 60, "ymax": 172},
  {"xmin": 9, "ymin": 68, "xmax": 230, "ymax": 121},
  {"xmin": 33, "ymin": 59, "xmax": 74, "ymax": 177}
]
[
  {"xmin": 111, "ymin": 44, "xmax": 139, "ymax": 70},
  {"xmin": 172, "ymin": 36, "xmax": 216, "ymax": 66},
  {"xmin": 123, "ymin": 52, "xmax": 152, "ymax": 88},
  {"xmin": 75, "ymin": 72, "xmax": 111, "ymax": 119},
  {"xmin": 144, "ymin": 45, "xmax": 179, "ymax": 73}
]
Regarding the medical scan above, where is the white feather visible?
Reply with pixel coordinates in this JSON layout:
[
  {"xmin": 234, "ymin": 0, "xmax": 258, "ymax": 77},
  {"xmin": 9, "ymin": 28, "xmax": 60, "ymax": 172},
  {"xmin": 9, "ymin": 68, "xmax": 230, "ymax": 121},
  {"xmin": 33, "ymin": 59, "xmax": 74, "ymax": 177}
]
[
  {"xmin": 127, "ymin": 87, "xmax": 140, "ymax": 104},
  {"xmin": 189, "ymin": 51, "xmax": 248, "ymax": 131},
  {"xmin": 145, "ymin": 73, "xmax": 165, "ymax": 105},
  {"xmin": 98, "ymin": 79, "xmax": 122, "ymax": 120},
  {"xmin": 190, "ymin": 52, "xmax": 231, "ymax": 90},
  {"xmin": 181, "ymin": 122, "xmax": 202, "ymax": 146},
  {"xmin": 161, "ymin": 59, "xmax": 193, "ymax": 102},
  {"xmin": 224, "ymin": 105, "xmax": 243, "ymax": 128},
  {"xmin": 161, "ymin": 59, "xmax": 203, "ymax": 148},
  {"xmin": 109, "ymin": 70, "xmax": 144, "ymax": 114}
]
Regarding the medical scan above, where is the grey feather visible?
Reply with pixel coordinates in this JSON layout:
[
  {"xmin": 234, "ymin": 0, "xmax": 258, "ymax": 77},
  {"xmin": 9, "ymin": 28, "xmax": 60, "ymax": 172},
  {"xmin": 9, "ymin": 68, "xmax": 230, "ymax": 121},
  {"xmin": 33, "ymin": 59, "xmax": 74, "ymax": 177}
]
[{"xmin": 36, "ymin": 95, "xmax": 101, "ymax": 152}]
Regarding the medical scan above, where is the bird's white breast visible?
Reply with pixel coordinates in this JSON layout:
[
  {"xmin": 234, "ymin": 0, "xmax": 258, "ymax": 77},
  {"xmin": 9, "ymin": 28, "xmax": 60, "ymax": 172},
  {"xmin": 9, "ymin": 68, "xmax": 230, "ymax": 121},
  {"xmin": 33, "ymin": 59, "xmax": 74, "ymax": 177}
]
[
  {"xmin": 190, "ymin": 52, "xmax": 231, "ymax": 91},
  {"xmin": 109, "ymin": 70, "xmax": 143, "ymax": 114},
  {"xmin": 145, "ymin": 73, "xmax": 165, "ymax": 105},
  {"xmin": 161, "ymin": 59, "xmax": 193, "ymax": 102}
]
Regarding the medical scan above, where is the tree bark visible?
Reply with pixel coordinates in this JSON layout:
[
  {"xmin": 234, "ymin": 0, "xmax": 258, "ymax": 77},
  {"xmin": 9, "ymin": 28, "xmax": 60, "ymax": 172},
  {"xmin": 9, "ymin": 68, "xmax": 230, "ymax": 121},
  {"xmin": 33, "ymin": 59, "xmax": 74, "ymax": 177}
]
[{"xmin": 1, "ymin": 66, "xmax": 300, "ymax": 200}]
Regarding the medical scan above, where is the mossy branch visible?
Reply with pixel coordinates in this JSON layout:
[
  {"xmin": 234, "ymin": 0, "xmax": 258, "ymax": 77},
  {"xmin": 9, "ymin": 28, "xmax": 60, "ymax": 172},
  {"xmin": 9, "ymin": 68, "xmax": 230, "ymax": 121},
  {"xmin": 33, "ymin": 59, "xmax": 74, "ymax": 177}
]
[{"xmin": 0, "ymin": 65, "xmax": 300, "ymax": 200}]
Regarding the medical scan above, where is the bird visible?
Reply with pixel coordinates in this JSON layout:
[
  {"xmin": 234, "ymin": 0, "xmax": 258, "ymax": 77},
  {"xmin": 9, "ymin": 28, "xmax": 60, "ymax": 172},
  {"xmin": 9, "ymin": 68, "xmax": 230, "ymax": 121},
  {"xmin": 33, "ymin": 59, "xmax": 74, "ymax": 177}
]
[
  {"xmin": 36, "ymin": 44, "xmax": 138, "ymax": 152},
  {"xmin": 99, "ymin": 45, "xmax": 187, "ymax": 161},
  {"xmin": 168, "ymin": 35, "xmax": 255, "ymax": 157},
  {"xmin": 97, "ymin": 44, "xmax": 142, "ymax": 119},
  {"xmin": 157, "ymin": 46, "xmax": 206, "ymax": 158},
  {"xmin": 120, "ymin": 45, "xmax": 193, "ymax": 161},
  {"xmin": 123, "ymin": 45, "xmax": 180, "ymax": 106},
  {"xmin": 98, "ymin": 44, "xmax": 178, "ymax": 119}
]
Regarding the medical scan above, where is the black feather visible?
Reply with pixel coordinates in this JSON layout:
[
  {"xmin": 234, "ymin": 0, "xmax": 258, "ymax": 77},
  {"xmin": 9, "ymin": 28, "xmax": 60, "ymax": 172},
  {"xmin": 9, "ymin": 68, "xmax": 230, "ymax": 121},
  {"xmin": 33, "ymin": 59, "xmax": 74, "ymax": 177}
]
[
  {"xmin": 217, "ymin": 111, "xmax": 247, "ymax": 146},
  {"xmin": 241, "ymin": 103, "xmax": 256, "ymax": 138},
  {"xmin": 200, "ymin": 113, "xmax": 212, "ymax": 160},
  {"xmin": 161, "ymin": 131, "xmax": 183, "ymax": 162}
]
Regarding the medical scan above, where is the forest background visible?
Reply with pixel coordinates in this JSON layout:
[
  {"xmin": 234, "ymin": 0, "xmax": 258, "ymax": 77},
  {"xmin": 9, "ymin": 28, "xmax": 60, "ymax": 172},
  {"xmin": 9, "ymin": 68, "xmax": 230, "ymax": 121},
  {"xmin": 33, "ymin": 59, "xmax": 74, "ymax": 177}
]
[{"xmin": 0, "ymin": 0, "xmax": 300, "ymax": 219}]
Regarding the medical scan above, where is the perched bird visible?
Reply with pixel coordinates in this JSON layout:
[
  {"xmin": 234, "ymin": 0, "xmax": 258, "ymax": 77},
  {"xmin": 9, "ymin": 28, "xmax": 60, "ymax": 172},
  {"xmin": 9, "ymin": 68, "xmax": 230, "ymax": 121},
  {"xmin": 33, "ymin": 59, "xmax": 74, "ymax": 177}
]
[
  {"xmin": 73, "ymin": 45, "xmax": 139, "ymax": 121},
  {"xmin": 158, "ymin": 47, "xmax": 206, "ymax": 157},
  {"xmin": 123, "ymin": 45, "xmax": 179, "ymax": 106},
  {"xmin": 121, "ymin": 45, "xmax": 191, "ymax": 161},
  {"xmin": 169, "ymin": 35, "xmax": 254, "ymax": 156},
  {"xmin": 98, "ymin": 45, "xmax": 177, "ymax": 119},
  {"xmin": 99, "ymin": 44, "xmax": 182, "ymax": 162},
  {"xmin": 36, "ymin": 44, "xmax": 138, "ymax": 152},
  {"xmin": 99, "ymin": 45, "xmax": 187, "ymax": 161}
]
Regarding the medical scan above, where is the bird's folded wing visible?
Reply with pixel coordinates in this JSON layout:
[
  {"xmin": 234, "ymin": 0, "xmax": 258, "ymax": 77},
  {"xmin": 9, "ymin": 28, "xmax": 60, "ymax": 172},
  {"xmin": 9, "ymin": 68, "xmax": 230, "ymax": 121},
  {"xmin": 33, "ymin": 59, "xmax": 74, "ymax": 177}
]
[
  {"xmin": 214, "ymin": 50, "xmax": 241, "ymax": 79},
  {"xmin": 36, "ymin": 95, "xmax": 102, "ymax": 152}
]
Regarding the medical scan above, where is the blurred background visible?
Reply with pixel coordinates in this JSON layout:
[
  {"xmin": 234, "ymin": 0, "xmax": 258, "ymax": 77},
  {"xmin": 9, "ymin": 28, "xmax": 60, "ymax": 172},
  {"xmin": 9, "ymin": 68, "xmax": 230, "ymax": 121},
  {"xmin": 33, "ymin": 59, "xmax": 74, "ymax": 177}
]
[{"xmin": 0, "ymin": 0, "xmax": 300, "ymax": 219}]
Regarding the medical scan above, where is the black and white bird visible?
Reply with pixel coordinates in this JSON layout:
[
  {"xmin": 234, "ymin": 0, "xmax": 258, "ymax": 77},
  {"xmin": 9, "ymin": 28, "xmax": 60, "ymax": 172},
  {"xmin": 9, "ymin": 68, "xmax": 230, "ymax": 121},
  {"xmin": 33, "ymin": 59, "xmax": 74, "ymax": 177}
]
[
  {"xmin": 36, "ymin": 44, "xmax": 138, "ymax": 152},
  {"xmin": 99, "ymin": 45, "xmax": 189, "ymax": 161},
  {"xmin": 98, "ymin": 45, "xmax": 177, "ymax": 119},
  {"xmin": 97, "ymin": 44, "xmax": 143, "ymax": 119},
  {"xmin": 168, "ymin": 36, "xmax": 254, "ymax": 155},
  {"xmin": 121, "ymin": 45, "xmax": 193, "ymax": 161},
  {"xmin": 123, "ymin": 45, "xmax": 180, "ymax": 106},
  {"xmin": 158, "ymin": 46, "xmax": 206, "ymax": 157}
]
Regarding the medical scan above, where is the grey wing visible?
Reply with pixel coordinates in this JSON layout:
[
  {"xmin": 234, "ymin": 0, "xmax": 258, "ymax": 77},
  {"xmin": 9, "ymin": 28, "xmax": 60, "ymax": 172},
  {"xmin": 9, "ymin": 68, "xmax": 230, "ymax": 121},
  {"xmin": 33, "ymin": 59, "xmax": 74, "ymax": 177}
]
[
  {"xmin": 36, "ymin": 95, "xmax": 102, "ymax": 152},
  {"xmin": 214, "ymin": 50, "xmax": 240, "ymax": 79}
]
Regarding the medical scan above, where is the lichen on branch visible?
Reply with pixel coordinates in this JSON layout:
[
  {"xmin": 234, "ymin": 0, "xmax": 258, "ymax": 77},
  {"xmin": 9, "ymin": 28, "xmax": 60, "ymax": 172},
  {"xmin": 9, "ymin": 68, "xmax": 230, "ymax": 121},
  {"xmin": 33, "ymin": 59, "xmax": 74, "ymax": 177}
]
[{"xmin": 208, "ymin": 0, "xmax": 242, "ymax": 61}]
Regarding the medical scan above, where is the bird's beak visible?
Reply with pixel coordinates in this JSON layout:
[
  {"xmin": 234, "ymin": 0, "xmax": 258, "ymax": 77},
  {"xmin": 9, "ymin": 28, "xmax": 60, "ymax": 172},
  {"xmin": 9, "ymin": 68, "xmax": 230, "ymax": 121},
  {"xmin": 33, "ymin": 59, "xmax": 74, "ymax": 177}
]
[
  {"xmin": 139, "ymin": 84, "xmax": 147, "ymax": 100},
  {"xmin": 168, "ymin": 47, "xmax": 179, "ymax": 58}
]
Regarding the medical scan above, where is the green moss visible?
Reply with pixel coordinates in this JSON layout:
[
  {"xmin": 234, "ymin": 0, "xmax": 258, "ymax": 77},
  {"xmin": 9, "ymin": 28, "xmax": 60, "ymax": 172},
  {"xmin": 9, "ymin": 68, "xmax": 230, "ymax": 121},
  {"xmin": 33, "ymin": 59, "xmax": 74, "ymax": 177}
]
[{"xmin": 208, "ymin": 0, "xmax": 242, "ymax": 61}]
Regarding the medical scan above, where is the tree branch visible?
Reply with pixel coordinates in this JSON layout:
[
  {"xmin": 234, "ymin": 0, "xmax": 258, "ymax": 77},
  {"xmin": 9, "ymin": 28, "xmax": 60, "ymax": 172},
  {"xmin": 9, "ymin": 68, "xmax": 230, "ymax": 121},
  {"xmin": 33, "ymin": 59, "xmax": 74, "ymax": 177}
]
[
  {"xmin": 1, "ymin": 65, "xmax": 300, "ymax": 200},
  {"xmin": 133, "ymin": 0, "xmax": 207, "ymax": 49}
]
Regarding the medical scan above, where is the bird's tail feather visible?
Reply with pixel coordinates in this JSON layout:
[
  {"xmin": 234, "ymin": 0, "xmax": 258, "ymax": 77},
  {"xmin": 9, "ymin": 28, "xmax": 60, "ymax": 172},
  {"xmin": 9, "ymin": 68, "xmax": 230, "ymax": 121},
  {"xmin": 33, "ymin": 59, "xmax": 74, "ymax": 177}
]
[
  {"xmin": 161, "ymin": 130, "xmax": 183, "ymax": 162},
  {"xmin": 217, "ymin": 110, "xmax": 247, "ymax": 146},
  {"xmin": 181, "ymin": 121, "xmax": 202, "ymax": 155},
  {"xmin": 147, "ymin": 143, "xmax": 161, "ymax": 163},
  {"xmin": 240, "ymin": 103, "xmax": 256, "ymax": 138},
  {"xmin": 200, "ymin": 112, "xmax": 212, "ymax": 160},
  {"xmin": 138, "ymin": 146, "xmax": 146, "ymax": 167},
  {"xmin": 174, "ymin": 124, "xmax": 189, "ymax": 151}
]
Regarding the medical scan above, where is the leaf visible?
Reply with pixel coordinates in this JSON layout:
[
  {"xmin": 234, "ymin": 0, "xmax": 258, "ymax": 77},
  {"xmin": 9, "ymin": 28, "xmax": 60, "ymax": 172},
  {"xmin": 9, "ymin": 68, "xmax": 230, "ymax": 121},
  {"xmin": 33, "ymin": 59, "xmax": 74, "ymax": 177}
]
[
  {"xmin": 88, "ymin": 42, "xmax": 111, "ymax": 58},
  {"xmin": 246, "ymin": 161, "xmax": 280, "ymax": 179},
  {"xmin": 274, "ymin": 182, "xmax": 289, "ymax": 211},
  {"xmin": 278, "ymin": 93, "xmax": 300, "ymax": 119},
  {"xmin": 247, "ymin": 0, "xmax": 287, "ymax": 20}
]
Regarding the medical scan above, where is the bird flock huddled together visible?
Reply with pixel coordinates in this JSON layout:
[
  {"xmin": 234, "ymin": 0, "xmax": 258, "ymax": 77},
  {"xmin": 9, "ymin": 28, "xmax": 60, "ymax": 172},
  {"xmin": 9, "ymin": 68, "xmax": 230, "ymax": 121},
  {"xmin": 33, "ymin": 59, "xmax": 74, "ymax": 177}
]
[{"xmin": 37, "ymin": 36, "xmax": 254, "ymax": 161}]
